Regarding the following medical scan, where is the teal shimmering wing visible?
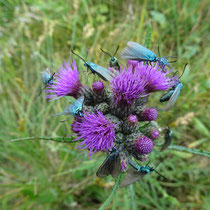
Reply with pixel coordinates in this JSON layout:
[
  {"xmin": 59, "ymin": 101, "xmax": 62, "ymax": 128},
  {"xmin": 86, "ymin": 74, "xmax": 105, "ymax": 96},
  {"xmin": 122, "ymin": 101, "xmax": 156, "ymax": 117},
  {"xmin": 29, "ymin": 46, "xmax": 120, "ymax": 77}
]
[
  {"xmin": 52, "ymin": 96, "xmax": 84, "ymax": 117},
  {"xmin": 89, "ymin": 63, "xmax": 114, "ymax": 82},
  {"xmin": 120, "ymin": 41, "xmax": 157, "ymax": 61},
  {"xmin": 165, "ymin": 83, "xmax": 182, "ymax": 111}
]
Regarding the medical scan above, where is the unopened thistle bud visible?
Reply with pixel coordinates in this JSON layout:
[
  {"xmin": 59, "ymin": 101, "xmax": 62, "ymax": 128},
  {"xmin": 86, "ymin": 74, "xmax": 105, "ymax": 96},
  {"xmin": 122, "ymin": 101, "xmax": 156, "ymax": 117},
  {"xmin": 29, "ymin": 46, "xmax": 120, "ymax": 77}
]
[{"xmin": 140, "ymin": 108, "xmax": 158, "ymax": 121}]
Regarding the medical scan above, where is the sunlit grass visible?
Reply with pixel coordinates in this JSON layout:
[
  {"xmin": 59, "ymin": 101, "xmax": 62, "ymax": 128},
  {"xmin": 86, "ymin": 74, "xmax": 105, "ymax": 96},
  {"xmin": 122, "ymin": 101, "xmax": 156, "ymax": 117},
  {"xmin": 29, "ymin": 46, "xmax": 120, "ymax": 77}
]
[{"xmin": 0, "ymin": 0, "xmax": 209, "ymax": 209}]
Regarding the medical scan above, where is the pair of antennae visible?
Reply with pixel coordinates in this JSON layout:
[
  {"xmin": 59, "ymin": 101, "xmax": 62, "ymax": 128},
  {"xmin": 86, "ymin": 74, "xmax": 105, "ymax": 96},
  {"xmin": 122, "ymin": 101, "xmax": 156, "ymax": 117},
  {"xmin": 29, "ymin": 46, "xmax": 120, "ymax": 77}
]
[
  {"xmin": 100, "ymin": 45, "xmax": 119, "ymax": 58},
  {"xmin": 157, "ymin": 46, "xmax": 177, "ymax": 63}
]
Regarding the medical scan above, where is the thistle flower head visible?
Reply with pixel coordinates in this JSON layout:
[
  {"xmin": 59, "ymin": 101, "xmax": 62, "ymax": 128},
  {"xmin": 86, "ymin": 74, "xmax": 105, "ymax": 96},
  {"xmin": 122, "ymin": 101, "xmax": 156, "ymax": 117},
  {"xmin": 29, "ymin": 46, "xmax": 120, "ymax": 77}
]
[
  {"xmin": 151, "ymin": 129, "xmax": 159, "ymax": 140},
  {"xmin": 110, "ymin": 66, "xmax": 147, "ymax": 105},
  {"xmin": 135, "ymin": 62, "xmax": 178, "ymax": 93},
  {"xmin": 46, "ymin": 59, "xmax": 82, "ymax": 100},
  {"xmin": 141, "ymin": 108, "xmax": 158, "ymax": 121},
  {"xmin": 92, "ymin": 81, "xmax": 104, "ymax": 93},
  {"xmin": 135, "ymin": 136, "xmax": 154, "ymax": 155},
  {"xmin": 127, "ymin": 115, "xmax": 138, "ymax": 125},
  {"xmin": 75, "ymin": 111, "xmax": 116, "ymax": 156}
]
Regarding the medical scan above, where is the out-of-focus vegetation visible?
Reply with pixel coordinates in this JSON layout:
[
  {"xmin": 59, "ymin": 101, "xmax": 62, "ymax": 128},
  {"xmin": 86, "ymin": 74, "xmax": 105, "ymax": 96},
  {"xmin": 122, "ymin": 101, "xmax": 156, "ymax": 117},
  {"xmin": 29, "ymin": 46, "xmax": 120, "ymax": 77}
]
[{"xmin": 0, "ymin": 0, "xmax": 209, "ymax": 209}]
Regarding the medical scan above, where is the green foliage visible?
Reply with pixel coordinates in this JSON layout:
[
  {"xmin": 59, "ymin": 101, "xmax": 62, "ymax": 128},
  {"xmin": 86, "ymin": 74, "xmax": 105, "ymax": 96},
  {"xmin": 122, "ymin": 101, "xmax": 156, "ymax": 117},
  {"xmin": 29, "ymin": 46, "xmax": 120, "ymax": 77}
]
[{"xmin": 0, "ymin": 0, "xmax": 209, "ymax": 209}]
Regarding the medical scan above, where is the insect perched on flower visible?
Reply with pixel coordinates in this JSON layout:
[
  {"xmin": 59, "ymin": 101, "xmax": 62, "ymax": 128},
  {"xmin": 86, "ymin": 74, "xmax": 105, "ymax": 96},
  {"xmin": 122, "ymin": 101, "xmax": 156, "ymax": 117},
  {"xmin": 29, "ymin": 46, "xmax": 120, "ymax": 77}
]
[
  {"xmin": 121, "ymin": 160, "xmax": 166, "ymax": 187},
  {"xmin": 71, "ymin": 50, "xmax": 114, "ymax": 82},
  {"xmin": 96, "ymin": 148, "xmax": 121, "ymax": 178},
  {"xmin": 120, "ymin": 41, "xmax": 176, "ymax": 67},
  {"xmin": 101, "ymin": 46, "xmax": 121, "ymax": 71},
  {"xmin": 37, "ymin": 68, "xmax": 55, "ymax": 96},
  {"xmin": 52, "ymin": 96, "xmax": 84, "ymax": 118},
  {"xmin": 160, "ymin": 64, "xmax": 188, "ymax": 111}
]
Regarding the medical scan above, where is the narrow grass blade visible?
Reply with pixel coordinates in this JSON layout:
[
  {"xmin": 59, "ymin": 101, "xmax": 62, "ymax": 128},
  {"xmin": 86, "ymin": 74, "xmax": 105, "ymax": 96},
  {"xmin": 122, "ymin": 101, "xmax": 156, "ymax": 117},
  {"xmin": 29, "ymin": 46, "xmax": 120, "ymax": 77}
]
[
  {"xmin": 144, "ymin": 22, "xmax": 151, "ymax": 49},
  {"xmin": 129, "ymin": 185, "xmax": 136, "ymax": 210}
]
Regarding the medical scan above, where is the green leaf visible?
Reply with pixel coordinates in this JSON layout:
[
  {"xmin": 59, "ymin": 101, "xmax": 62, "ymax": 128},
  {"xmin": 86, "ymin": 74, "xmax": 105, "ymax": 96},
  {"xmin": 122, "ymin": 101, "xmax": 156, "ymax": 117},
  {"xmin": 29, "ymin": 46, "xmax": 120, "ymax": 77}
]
[
  {"xmin": 169, "ymin": 145, "xmax": 210, "ymax": 158},
  {"xmin": 193, "ymin": 117, "xmax": 210, "ymax": 138},
  {"xmin": 38, "ymin": 188, "xmax": 57, "ymax": 203},
  {"xmin": 11, "ymin": 136, "xmax": 79, "ymax": 143}
]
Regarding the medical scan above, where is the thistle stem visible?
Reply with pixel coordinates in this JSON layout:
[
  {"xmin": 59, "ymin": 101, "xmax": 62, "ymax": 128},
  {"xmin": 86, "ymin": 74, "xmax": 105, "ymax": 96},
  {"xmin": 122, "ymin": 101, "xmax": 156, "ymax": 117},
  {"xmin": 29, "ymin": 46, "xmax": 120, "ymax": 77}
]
[{"xmin": 99, "ymin": 173, "xmax": 123, "ymax": 210}]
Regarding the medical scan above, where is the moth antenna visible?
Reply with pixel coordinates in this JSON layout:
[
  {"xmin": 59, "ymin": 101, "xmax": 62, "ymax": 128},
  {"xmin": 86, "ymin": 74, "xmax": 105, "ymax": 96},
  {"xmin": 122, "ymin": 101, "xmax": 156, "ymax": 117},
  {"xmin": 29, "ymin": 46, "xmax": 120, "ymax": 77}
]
[
  {"xmin": 157, "ymin": 46, "xmax": 161, "ymax": 58},
  {"xmin": 172, "ymin": 71, "xmax": 178, "ymax": 77},
  {"xmin": 60, "ymin": 118, "xmax": 71, "ymax": 123},
  {"xmin": 154, "ymin": 169, "xmax": 167, "ymax": 180},
  {"xmin": 71, "ymin": 50, "xmax": 86, "ymax": 62},
  {"xmin": 37, "ymin": 86, "xmax": 46, "ymax": 97},
  {"xmin": 146, "ymin": 160, "xmax": 151, "ymax": 166},
  {"xmin": 113, "ymin": 45, "xmax": 120, "ymax": 56},
  {"xmin": 100, "ymin": 48, "xmax": 112, "ymax": 57},
  {"xmin": 179, "ymin": 63, "xmax": 188, "ymax": 79},
  {"xmin": 159, "ymin": 115, "xmax": 170, "ymax": 130},
  {"xmin": 86, "ymin": 48, "xmax": 90, "ymax": 60},
  {"xmin": 164, "ymin": 56, "xmax": 177, "ymax": 58},
  {"xmin": 168, "ymin": 60, "xmax": 177, "ymax": 63}
]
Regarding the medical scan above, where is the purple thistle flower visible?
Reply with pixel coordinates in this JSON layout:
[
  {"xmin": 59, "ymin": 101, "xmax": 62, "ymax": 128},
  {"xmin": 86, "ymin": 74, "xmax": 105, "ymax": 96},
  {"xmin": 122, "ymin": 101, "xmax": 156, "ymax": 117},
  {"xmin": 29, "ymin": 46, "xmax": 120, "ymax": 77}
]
[
  {"xmin": 92, "ymin": 81, "xmax": 104, "ymax": 93},
  {"xmin": 110, "ymin": 66, "xmax": 147, "ymax": 105},
  {"xmin": 45, "ymin": 59, "xmax": 82, "ymax": 100},
  {"xmin": 135, "ymin": 62, "xmax": 178, "ymax": 93},
  {"xmin": 141, "ymin": 107, "xmax": 158, "ymax": 121},
  {"xmin": 135, "ymin": 136, "xmax": 154, "ymax": 155},
  {"xmin": 127, "ymin": 115, "xmax": 138, "ymax": 125},
  {"xmin": 151, "ymin": 129, "xmax": 159, "ymax": 140},
  {"xmin": 75, "ymin": 111, "xmax": 116, "ymax": 157},
  {"xmin": 71, "ymin": 118, "xmax": 82, "ymax": 134},
  {"xmin": 127, "ymin": 60, "xmax": 140, "ymax": 68}
]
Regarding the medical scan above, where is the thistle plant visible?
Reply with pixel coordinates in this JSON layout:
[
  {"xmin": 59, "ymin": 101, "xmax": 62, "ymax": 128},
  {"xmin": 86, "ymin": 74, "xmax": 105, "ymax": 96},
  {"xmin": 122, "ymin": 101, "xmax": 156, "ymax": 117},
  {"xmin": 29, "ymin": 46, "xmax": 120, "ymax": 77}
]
[{"xmin": 44, "ymin": 57, "xmax": 178, "ymax": 169}]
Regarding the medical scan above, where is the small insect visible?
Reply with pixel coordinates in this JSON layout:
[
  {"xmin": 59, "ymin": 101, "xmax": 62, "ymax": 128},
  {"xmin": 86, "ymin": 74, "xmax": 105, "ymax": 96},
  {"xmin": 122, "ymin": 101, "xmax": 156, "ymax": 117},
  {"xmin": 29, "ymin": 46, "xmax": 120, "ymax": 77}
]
[
  {"xmin": 120, "ymin": 160, "xmax": 166, "ymax": 187},
  {"xmin": 160, "ymin": 116, "xmax": 173, "ymax": 152},
  {"xmin": 71, "ymin": 50, "xmax": 114, "ymax": 82},
  {"xmin": 120, "ymin": 41, "xmax": 176, "ymax": 67},
  {"xmin": 101, "ymin": 45, "xmax": 120, "ymax": 70},
  {"xmin": 96, "ymin": 148, "xmax": 121, "ymax": 178},
  {"xmin": 37, "ymin": 68, "xmax": 55, "ymax": 96},
  {"xmin": 52, "ymin": 96, "xmax": 84, "ymax": 118},
  {"xmin": 160, "ymin": 64, "xmax": 188, "ymax": 111}
]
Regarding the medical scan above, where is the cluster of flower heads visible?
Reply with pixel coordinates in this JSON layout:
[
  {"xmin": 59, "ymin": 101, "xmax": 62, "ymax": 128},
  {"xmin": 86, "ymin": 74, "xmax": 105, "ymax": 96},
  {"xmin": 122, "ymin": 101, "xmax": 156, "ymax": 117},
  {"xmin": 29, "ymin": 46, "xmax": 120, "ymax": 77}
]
[{"xmin": 45, "ymin": 54, "xmax": 179, "ymax": 173}]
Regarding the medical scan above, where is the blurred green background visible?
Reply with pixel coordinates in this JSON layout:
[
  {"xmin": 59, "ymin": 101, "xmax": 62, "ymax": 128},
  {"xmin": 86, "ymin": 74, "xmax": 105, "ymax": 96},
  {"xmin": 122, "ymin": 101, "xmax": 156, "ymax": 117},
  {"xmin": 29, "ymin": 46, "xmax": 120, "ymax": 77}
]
[{"xmin": 0, "ymin": 0, "xmax": 210, "ymax": 209}]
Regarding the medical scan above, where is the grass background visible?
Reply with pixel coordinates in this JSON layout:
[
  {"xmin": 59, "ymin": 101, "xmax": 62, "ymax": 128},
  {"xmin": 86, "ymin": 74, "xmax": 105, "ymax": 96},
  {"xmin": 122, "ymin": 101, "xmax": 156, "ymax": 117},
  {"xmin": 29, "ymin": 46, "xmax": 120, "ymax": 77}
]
[{"xmin": 0, "ymin": 0, "xmax": 210, "ymax": 209}]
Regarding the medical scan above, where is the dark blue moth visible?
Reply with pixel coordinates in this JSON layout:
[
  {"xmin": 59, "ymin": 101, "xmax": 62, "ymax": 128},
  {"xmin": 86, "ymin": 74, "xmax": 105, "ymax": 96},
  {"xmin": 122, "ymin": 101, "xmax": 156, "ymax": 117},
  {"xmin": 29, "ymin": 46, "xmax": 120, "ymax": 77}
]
[
  {"xmin": 120, "ymin": 41, "xmax": 176, "ymax": 67},
  {"xmin": 120, "ymin": 160, "xmax": 166, "ymax": 187},
  {"xmin": 71, "ymin": 50, "xmax": 114, "ymax": 82},
  {"xmin": 37, "ymin": 68, "xmax": 55, "ymax": 96},
  {"xmin": 101, "ymin": 46, "xmax": 120, "ymax": 70},
  {"xmin": 160, "ymin": 64, "xmax": 188, "ymax": 111},
  {"xmin": 96, "ymin": 148, "xmax": 121, "ymax": 178},
  {"xmin": 52, "ymin": 96, "xmax": 84, "ymax": 118}
]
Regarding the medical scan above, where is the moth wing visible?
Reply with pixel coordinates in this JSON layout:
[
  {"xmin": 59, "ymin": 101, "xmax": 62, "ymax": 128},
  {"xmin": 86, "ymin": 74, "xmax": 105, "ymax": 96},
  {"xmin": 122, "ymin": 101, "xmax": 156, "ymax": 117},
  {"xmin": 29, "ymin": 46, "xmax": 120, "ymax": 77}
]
[
  {"xmin": 94, "ymin": 65, "xmax": 114, "ymax": 82},
  {"xmin": 96, "ymin": 155, "xmax": 113, "ymax": 178},
  {"xmin": 161, "ymin": 137, "xmax": 172, "ymax": 152},
  {"xmin": 96, "ymin": 152, "xmax": 121, "ymax": 178},
  {"xmin": 74, "ymin": 96, "xmax": 84, "ymax": 110},
  {"xmin": 110, "ymin": 154, "xmax": 121, "ymax": 178},
  {"xmin": 165, "ymin": 85, "xmax": 181, "ymax": 111},
  {"xmin": 41, "ymin": 68, "xmax": 51, "ymax": 84},
  {"xmin": 120, "ymin": 41, "xmax": 156, "ymax": 61},
  {"xmin": 120, "ymin": 168, "xmax": 145, "ymax": 188}
]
